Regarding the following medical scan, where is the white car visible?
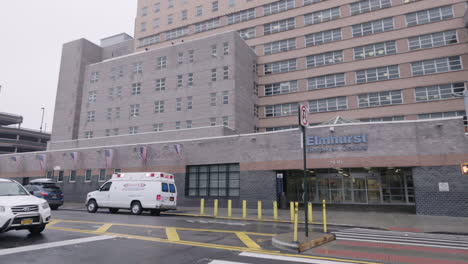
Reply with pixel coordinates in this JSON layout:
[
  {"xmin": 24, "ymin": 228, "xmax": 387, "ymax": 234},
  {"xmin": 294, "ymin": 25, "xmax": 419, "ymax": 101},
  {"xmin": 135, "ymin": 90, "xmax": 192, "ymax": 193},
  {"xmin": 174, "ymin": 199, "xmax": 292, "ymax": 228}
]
[
  {"xmin": 0, "ymin": 178, "xmax": 52, "ymax": 234},
  {"xmin": 86, "ymin": 172, "xmax": 177, "ymax": 216}
]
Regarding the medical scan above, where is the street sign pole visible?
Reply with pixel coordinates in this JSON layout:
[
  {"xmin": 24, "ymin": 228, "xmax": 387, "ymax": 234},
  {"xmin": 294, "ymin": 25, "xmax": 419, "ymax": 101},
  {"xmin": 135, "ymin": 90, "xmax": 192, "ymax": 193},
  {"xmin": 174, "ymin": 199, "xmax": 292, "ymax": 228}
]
[{"xmin": 298, "ymin": 105, "xmax": 309, "ymax": 237}]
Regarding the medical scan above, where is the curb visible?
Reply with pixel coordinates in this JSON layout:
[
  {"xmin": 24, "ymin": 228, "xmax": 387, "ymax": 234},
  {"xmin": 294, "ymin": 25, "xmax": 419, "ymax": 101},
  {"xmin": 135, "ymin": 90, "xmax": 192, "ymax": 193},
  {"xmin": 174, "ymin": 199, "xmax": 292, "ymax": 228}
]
[{"xmin": 272, "ymin": 233, "xmax": 336, "ymax": 253}]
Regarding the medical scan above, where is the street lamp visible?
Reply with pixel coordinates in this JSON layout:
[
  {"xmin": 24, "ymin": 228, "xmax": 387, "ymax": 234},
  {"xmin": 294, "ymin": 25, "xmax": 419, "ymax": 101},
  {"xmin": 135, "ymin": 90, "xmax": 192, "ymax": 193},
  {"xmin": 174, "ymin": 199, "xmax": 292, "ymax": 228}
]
[{"xmin": 40, "ymin": 107, "xmax": 45, "ymax": 133}]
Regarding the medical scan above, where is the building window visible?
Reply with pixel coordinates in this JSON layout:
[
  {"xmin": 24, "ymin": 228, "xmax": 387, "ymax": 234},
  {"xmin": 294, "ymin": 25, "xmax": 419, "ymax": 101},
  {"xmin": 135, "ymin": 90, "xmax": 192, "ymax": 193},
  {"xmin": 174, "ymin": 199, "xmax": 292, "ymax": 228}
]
[
  {"xmin": 408, "ymin": 30, "xmax": 457, "ymax": 51},
  {"xmin": 153, "ymin": 18, "xmax": 160, "ymax": 28},
  {"xmin": 264, "ymin": 18, "xmax": 295, "ymax": 35},
  {"xmin": 154, "ymin": 100, "xmax": 165, "ymax": 113},
  {"xmin": 211, "ymin": 45, "xmax": 217, "ymax": 57},
  {"xmin": 223, "ymin": 66, "xmax": 229, "ymax": 80},
  {"xmin": 140, "ymin": 22, "xmax": 147, "ymax": 32},
  {"xmin": 139, "ymin": 34, "xmax": 161, "ymax": 47},
  {"xmin": 360, "ymin": 116, "xmax": 405, "ymax": 122},
  {"xmin": 181, "ymin": 9, "xmax": 188, "ymax": 20},
  {"xmin": 129, "ymin": 126, "xmax": 139, "ymax": 135},
  {"xmin": 222, "ymin": 116, "xmax": 229, "ymax": 126},
  {"xmin": 358, "ymin": 90, "xmax": 403, "ymax": 108},
  {"xmin": 176, "ymin": 98, "xmax": 182, "ymax": 111},
  {"xmin": 167, "ymin": 14, "xmax": 174, "ymax": 25},
  {"xmin": 210, "ymin": 93, "xmax": 217, "ymax": 106},
  {"xmin": 238, "ymin": 27, "xmax": 256, "ymax": 40},
  {"xmin": 265, "ymin": 81, "xmax": 298, "ymax": 96},
  {"xmin": 58, "ymin": 171, "xmax": 64, "ymax": 182},
  {"xmin": 223, "ymin": 42, "xmax": 229, "ymax": 55},
  {"xmin": 265, "ymin": 103, "xmax": 299, "ymax": 117},
  {"xmin": 187, "ymin": 96, "xmax": 193, "ymax": 110},
  {"xmin": 304, "ymin": 7, "xmax": 340, "ymax": 25},
  {"xmin": 419, "ymin": 111, "xmax": 466, "ymax": 120},
  {"xmin": 106, "ymin": 108, "xmax": 112, "ymax": 120},
  {"xmin": 177, "ymin": 75, "xmax": 183, "ymax": 88},
  {"xmin": 188, "ymin": 73, "xmax": 194, "ymax": 86},
  {"xmin": 406, "ymin": 6, "xmax": 453, "ymax": 27},
  {"xmin": 186, "ymin": 164, "xmax": 240, "ymax": 197},
  {"xmin": 85, "ymin": 169, "xmax": 92, "ymax": 182},
  {"xmin": 155, "ymin": 78, "xmax": 166, "ymax": 91},
  {"xmin": 168, "ymin": 0, "xmax": 174, "ymax": 8},
  {"xmin": 175, "ymin": 121, "xmax": 181, "ymax": 130},
  {"xmin": 178, "ymin": 52, "xmax": 184, "ymax": 64},
  {"xmin": 141, "ymin": 7, "xmax": 148, "ymax": 16},
  {"xmin": 211, "ymin": 69, "xmax": 217, "ymax": 81},
  {"xmin": 228, "ymin": 0, "xmax": 236, "ymax": 7},
  {"xmin": 350, "ymin": 0, "xmax": 391, "ymax": 16},
  {"xmin": 156, "ymin": 56, "xmax": 167, "ymax": 70},
  {"xmin": 222, "ymin": 91, "xmax": 229, "ymax": 104},
  {"xmin": 154, "ymin": 2, "xmax": 161, "ymax": 12},
  {"xmin": 227, "ymin": 8, "xmax": 256, "ymax": 25},
  {"xmin": 115, "ymin": 107, "xmax": 120, "ymax": 119},
  {"xmin": 87, "ymin": 111, "xmax": 95, "ymax": 122},
  {"xmin": 356, "ymin": 65, "xmax": 399, "ymax": 84},
  {"xmin": 354, "ymin": 41, "xmax": 396, "ymax": 60},
  {"xmin": 88, "ymin": 91, "xmax": 97, "ymax": 103},
  {"xmin": 264, "ymin": 59, "xmax": 296, "ymax": 75},
  {"xmin": 130, "ymin": 104, "xmax": 140, "ymax": 117},
  {"xmin": 186, "ymin": 120, "xmax": 192, "ymax": 128},
  {"xmin": 304, "ymin": 0, "xmax": 322, "ymax": 5},
  {"xmin": 308, "ymin": 73, "xmax": 345, "ymax": 90},
  {"xmin": 415, "ymin": 83, "xmax": 465, "ymax": 102},
  {"xmin": 108, "ymin": 88, "xmax": 114, "ymax": 98},
  {"xmin": 189, "ymin": 50, "xmax": 194, "ymax": 63},
  {"xmin": 131, "ymin": 83, "xmax": 142, "ymax": 95},
  {"xmin": 352, "ymin": 17, "xmax": 393, "ymax": 37},
  {"xmin": 196, "ymin": 5, "xmax": 203, "ymax": 16},
  {"xmin": 212, "ymin": 1, "xmax": 219, "ymax": 12},
  {"xmin": 309, "ymin": 97, "xmax": 347, "ymax": 113},
  {"xmin": 84, "ymin": 131, "xmax": 93, "ymax": 139},
  {"xmin": 105, "ymin": 129, "xmax": 111, "ymax": 136},
  {"xmin": 411, "ymin": 56, "xmax": 462, "ymax": 76},
  {"xmin": 263, "ymin": 0, "xmax": 295, "ymax": 16},
  {"xmin": 69, "ymin": 170, "xmax": 77, "ymax": 183},
  {"xmin": 210, "ymin": 118, "xmax": 217, "ymax": 126},
  {"xmin": 154, "ymin": 123, "xmax": 164, "ymax": 132},
  {"xmin": 90, "ymin": 72, "xmax": 99, "ymax": 83},
  {"xmin": 195, "ymin": 18, "xmax": 220, "ymax": 33},
  {"xmin": 99, "ymin": 169, "xmax": 106, "ymax": 182},
  {"xmin": 306, "ymin": 50, "xmax": 343, "ymax": 68},
  {"xmin": 113, "ymin": 129, "xmax": 119, "ymax": 136},
  {"xmin": 264, "ymin": 38, "xmax": 296, "ymax": 55},
  {"xmin": 166, "ymin": 26, "xmax": 189, "ymax": 40},
  {"xmin": 305, "ymin": 28, "xmax": 341, "ymax": 47}
]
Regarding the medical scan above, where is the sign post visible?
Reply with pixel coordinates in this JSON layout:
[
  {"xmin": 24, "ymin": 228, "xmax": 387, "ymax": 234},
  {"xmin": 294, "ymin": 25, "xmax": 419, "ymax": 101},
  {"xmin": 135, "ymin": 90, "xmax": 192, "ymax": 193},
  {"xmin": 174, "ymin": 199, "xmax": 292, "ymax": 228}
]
[{"xmin": 298, "ymin": 104, "xmax": 309, "ymax": 237}]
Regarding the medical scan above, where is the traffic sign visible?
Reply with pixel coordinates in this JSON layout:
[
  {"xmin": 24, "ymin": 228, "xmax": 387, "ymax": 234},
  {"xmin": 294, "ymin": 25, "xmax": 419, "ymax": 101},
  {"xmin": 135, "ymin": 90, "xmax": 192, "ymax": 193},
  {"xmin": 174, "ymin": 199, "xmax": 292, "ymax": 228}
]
[{"xmin": 298, "ymin": 104, "xmax": 308, "ymax": 127}]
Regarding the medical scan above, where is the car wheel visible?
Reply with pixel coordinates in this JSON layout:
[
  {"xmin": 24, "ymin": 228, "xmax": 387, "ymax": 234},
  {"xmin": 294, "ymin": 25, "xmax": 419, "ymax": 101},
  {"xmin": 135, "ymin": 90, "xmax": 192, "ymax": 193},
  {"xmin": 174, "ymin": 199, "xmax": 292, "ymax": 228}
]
[
  {"xmin": 29, "ymin": 224, "xmax": 46, "ymax": 235},
  {"xmin": 109, "ymin": 208, "xmax": 119, "ymax": 214},
  {"xmin": 150, "ymin": 209, "xmax": 160, "ymax": 216},
  {"xmin": 87, "ymin": 200, "xmax": 98, "ymax": 213},
  {"xmin": 130, "ymin": 202, "xmax": 143, "ymax": 215},
  {"xmin": 50, "ymin": 205, "xmax": 59, "ymax": 210}
]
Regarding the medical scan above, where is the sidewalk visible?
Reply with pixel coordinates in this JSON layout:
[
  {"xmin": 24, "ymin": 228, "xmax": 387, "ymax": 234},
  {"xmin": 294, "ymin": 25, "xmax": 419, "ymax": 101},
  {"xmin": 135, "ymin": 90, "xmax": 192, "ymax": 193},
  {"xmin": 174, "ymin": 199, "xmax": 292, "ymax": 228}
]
[{"xmin": 60, "ymin": 203, "xmax": 468, "ymax": 235}]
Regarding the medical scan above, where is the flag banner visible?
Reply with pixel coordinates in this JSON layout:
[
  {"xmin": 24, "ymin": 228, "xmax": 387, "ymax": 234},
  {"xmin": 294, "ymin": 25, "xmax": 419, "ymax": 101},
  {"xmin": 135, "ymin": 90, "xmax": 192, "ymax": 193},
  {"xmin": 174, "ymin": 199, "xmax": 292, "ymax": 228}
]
[
  {"xmin": 104, "ymin": 149, "xmax": 114, "ymax": 168},
  {"xmin": 174, "ymin": 144, "xmax": 182, "ymax": 159},
  {"xmin": 10, "ymin": 156, "xmax": 23, "ymax": 169},
  {"xmin": 69, "ymin": 152, "xmax": 80, "ymax": 168},
  {"xmin": 35, "ymin": 154, "xmax": 47, "ymax": 171},
  {"xmin": 139, "ymin": 146, "xmax": 148, "ymax": 166}
]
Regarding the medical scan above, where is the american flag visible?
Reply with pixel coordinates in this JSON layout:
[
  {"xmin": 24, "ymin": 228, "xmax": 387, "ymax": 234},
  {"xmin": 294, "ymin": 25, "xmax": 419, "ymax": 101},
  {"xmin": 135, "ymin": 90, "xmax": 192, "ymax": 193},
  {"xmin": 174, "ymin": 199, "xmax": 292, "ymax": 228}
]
[
  {"xmin": 69, "ymin": 152, "xmax": 79, "ymax": 168},
  {"xmin": 104, "ymin": 149, "xmax": 114, "ymax": 168},
  {"xmin": 10, "ymin": 156, "xmax": 23, "ymax": 169},
  {"xmin": 174, "ymin": 144, "xmax": 182, "ymax": 159},
  {"xmin": 139, "ymin": 146, "xmax": 148, "ymax": 166},
  {"xmin": 35, "ymin": 154, "xmax": 47, "ymax": 171}
]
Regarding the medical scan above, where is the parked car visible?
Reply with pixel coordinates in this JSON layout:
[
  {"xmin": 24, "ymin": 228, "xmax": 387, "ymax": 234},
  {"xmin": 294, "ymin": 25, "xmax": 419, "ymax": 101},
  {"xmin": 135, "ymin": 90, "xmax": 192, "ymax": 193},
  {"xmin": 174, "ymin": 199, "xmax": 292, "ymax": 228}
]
[
  {"xmin": 0, "ymin": 178, "xmax": 51, "ymax": 234},
  {"xmin": 86, "ymin": 172, "xmax": 177, "ymax": 216},
  {"xmin": 25, "ymin": 178, "xmax": 64, "ymax": 210}
]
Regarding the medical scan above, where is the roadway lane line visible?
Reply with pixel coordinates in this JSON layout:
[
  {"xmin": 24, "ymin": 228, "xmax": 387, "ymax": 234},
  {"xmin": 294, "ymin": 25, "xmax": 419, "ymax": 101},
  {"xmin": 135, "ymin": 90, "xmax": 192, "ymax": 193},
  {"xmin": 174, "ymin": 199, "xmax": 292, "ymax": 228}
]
[
  {"xmin": 208, "ymin": 261, "xmax": 250, "ymax": 264},
  {"xmin": 95, "ymin": 223, "xmax": 113, "ymax": 233},
  {"xmin": 239, "ymin": 252, "xmax": 358, "ymax": 264},
  {"xmin": 166, "ymin": 228, "xmax": 180, "ymax": 241},
  {"xmin": 236, "ymin": 232, "xmax": 261, "ymax": 250},
  {"xmin": 0, "ymin": 235, "xmax": 115, "ymax": 256}
]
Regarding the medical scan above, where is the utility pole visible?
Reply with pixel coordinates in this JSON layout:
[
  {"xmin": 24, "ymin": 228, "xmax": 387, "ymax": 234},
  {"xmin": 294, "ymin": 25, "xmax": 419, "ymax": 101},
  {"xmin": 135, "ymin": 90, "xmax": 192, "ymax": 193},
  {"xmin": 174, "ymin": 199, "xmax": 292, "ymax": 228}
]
[
  {"xmin": 40, "ymin": 107, "xmax": 45, "ymax": 132},
  {"xmin": 298, "ymin": 104, "xmax": 309, "ymax": 237}
]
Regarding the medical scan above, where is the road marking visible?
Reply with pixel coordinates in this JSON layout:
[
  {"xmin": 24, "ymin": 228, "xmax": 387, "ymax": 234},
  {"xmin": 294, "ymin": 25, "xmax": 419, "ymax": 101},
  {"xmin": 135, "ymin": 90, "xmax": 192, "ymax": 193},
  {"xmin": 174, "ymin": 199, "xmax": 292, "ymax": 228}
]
[
  {"xmin": 209, "ymin": 261, "xmax": 250, "ymax": 264},
  {"xmin": 239, "ymin": 252, "xmax": 358, "ymax": 264},
  {"xmin": 236, "ymin": 232, "xmax": 261, "ymax": 250},
  {"xmin": 47, "ymin": 220, "xmax": 62, "ymax": 227},
  {"xmin": 95, "ymin": 223, "xmax": 113, "ymax": 233},
  {"xmin": 166, "ymin": 228, "xmax": 180, "ymax": 241},
  {"xmin": 0, "ymin": 236, "xmax": 115, "ymax": 256}
]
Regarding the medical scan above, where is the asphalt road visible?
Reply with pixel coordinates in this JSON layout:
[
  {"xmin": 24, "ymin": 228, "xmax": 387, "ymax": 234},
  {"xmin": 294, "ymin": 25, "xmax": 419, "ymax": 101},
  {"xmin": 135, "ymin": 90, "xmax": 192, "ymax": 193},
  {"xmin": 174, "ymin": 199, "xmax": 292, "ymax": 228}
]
[{"xmin": 1, "ymin": 209, "xmax": 467, "ymax": 264}]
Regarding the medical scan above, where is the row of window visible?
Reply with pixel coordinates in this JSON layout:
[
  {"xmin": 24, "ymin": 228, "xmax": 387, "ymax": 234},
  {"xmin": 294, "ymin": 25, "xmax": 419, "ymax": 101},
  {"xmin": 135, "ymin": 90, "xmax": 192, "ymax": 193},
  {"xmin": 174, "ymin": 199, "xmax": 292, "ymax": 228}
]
[
  {"xmin": 46, "ymin": 169, "xmax": 120, "ymax": 183},
  {"xmin": 86, "ymin": 92, "xmax": 230, "ymax": 122},
  {"xmin": 264, "ymin": 83, "xmax": 465, "ymax": 116},
  {"xmin": 83, "ymin": 116, "xmax": 231, "ymax": 139}
]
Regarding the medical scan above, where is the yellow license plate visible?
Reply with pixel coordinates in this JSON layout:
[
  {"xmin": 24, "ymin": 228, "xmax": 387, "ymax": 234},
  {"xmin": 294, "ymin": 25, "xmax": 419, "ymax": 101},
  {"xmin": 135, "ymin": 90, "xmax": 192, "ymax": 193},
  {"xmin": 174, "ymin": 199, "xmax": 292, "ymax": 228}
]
[
  {"xmin": 21, "ymin": 219, "xmax": 33, "ymax": 225},
  {"xmin": 52, "ymin": 196, "xmax": 57, "ymax": 198}
]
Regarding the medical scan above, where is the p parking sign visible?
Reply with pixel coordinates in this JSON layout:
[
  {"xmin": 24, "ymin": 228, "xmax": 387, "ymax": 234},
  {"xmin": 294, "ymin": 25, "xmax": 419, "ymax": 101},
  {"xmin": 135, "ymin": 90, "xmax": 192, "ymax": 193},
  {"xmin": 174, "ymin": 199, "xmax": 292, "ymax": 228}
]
[{"xmin": 298, "ymin": 104, "xmax": 308, "ymax": 127}]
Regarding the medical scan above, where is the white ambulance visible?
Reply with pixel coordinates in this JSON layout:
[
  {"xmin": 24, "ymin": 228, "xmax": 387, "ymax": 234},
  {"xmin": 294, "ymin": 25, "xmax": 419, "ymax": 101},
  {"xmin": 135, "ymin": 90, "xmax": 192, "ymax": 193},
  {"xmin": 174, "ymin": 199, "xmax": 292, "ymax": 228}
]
[{"xmin": 85, "ymin": 172, "xmax": 177, "ymax": 216}]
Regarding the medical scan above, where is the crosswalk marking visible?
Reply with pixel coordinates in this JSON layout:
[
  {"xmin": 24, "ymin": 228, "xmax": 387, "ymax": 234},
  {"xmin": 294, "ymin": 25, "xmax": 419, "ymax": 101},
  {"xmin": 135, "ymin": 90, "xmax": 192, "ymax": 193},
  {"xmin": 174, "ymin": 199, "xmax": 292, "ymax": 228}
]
[
  {"xmin": 239, "ymin": 252, "xmax": 357, "ymax": 264},
  {"xmin": 165, "ymin": 228, "xmax": 180, "ymax": 241},
  {"xmin": 236, "ymin": 232, "xmax": 261, "ymax": 249},
  {"xmin": 334, "ymin": 228, "xmax": 468, "ymax": 250}
]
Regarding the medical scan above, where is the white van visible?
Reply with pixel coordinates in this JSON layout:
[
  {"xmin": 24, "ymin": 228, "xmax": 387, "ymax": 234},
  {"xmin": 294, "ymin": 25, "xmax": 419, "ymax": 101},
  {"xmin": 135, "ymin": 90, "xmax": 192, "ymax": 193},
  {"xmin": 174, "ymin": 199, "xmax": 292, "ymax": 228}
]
[{"xmin": 85, "ymin": 172, "xmax": 177, "ymax": 216}]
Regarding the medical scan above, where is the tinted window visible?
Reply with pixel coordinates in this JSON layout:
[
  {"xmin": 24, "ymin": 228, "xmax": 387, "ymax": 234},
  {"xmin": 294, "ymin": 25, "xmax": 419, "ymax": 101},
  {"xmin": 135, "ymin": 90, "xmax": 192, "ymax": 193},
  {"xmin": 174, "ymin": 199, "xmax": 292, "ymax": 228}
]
[
  {"xmin": 0, "ymin": 182, "xmax": 29, "ymax": 196},
  {"xmin": 100, "ymin": 182, "xmax": 112, "ymax": 192},
  {"xmin": 162, "ymin": 183, "xmax": 169, "ymax": 192},
  {"xmin": 169, "ymin": 184, "xmax": 176, "ymax": 193},
  {"xmin": 41, "ymin": 183, "xmax": 61, "ymax": 192}
]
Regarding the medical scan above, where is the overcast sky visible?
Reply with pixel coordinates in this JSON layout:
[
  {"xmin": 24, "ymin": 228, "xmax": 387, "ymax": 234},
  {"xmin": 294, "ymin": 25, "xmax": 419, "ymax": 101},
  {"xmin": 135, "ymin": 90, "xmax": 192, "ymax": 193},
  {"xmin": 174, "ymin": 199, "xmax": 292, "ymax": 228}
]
[{"xmin": 0, "ymin": 0, "xmax": 136, "ymax": 132}]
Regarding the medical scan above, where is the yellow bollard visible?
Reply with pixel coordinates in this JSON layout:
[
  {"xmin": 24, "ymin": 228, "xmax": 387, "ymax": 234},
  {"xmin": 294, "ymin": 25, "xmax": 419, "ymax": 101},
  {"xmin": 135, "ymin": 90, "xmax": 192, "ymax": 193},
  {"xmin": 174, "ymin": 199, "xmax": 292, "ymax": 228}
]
[
  {"xmin": 273, "ymin": 201, "xmax": 278, "ymax": 221},
  {"xmin": 293, "ymin": 202, "xmax": 299, "ymax": 242},
  {"xmin": 214, "ymin": 199, "xmax": 218, "ymax": 217},
  {"xmin": 290, "ymin": 201, "xmax": 294, "ymax": 221},
  {"xmin": 228, "ymin": 200, "xmax": 232, "ymax": 218},
  {"xmin": 257, "ymin": 201, "xmax": 262, "ymax": 220},
  {"xmin": 308, "ymin": 202, "xmax": 313, "ymax": 224},
  {"xmin": 242, "ymin": 200, "xmax": 247, "ymax": 219},
  {"xmin": 200, "ymin": 198, "xmax": 205, "ymax": 215},
  {"xmin": 322, "ymin": 200, "xmax": 327, "ymax": 233}
]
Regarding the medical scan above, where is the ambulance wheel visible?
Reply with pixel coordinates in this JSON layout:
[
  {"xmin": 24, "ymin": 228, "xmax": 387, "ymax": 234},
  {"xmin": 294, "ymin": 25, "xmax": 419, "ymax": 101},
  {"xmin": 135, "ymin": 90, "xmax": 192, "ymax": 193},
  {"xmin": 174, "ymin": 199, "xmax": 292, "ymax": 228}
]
[
  {"xmin": 87, "ymin": 200, "xmax": 98, "ymax": 213},
  {"xmin": 109, "ymin": 208, "xmax": 119, "ymax": 214},
  {"xmin": 131, "ymin": 202, "xmax": 143, "ymax": 215},
  {"xmin": 150, "ymin": 209, "xmax": 161, "ymax": 216}
]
